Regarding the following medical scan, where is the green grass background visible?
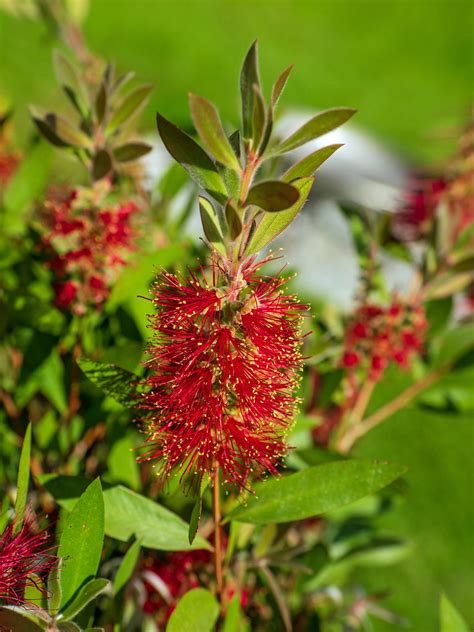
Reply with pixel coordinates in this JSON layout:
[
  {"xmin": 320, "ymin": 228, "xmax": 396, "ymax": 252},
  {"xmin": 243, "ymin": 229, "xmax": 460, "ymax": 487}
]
[{"xmin": 1, "ymin": 1, "xmax": 473, "ymax": 629}]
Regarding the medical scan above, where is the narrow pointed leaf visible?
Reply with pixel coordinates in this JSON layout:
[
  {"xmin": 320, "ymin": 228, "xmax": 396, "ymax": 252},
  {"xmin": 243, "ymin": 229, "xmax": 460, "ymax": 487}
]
[
  {"xmin": 57, "ymin": 623, "xmax": 81, "ymax": 631},
  {"xmin": 48, "ymin": 559, "xmax": 63, "ymax": 613},
  {"xmin": 252, "ymin": 84, "xmax": 266, "ymax": 151},
  {"xmin": 189, "ymin": 93, "xmax": 240, "ymax": 171},
  {"xmin": 282, "ymin": 144, "xmax": 343, "ymax": 181},
  {"xmin": 60, "ymin": 578, "xmax": 109, "ymax": 620},
  {"xmin": 53, "ymin": 50, "xmax": 87, "ymax": 114},
  {"xmin": 274, "ymin": 108, "xmax": 356, "ymax": 155},
  {"xmin": 225, "ymin": 200, "xmax": 243, "ymax": 240},
  {"xmin": 246, "ymin": 180, "xmax": 300, "ymax": 212},
  {"xmin": 107, "ymin": 84, "xmax": 153, "ymax": 131},
  {"xmin": 440, "ymin": 594, "xmax": 469, "ymax": 632},
  {"xmin": 240, "ymin": 40, "xmax": 260, "ymax": 138},
  {"xmin": 271, "ymin": 64, "xmax": 293, "ymax": 108},
  {"xmin": 113, "ymin": 142, "xmax": 152, "ymax": 163},
  {"xmin": 92, "ymin": 149, "xmax": 112, "ymax": 181},
  {"xmin": 167, "ymin": 588, "xmax": 219, "ymax": 632},
  {"xmin": 30, "ymin": 108, "xmax": 92, "ymax": 148},
  {"xmin": 14, "ymin": 423, "xmax": 31, "ymax": 534},
  {"xmin": 227, "ymin": 459, "xmax": 407, "ymax": 524},
  {"xmin": 245, "ymin": 177, "xmax": 313, "ymax": 255},
  {"xmin": 199, "ymin": 196, "xmax": 226, "ymax": 254},
  {"xmin": 57, "ymin": 479, "xmax": 104, "ymax": 609},
  {"xmin": 223, "ymin": 593, "xmax": 242, "ymax": 632},
  {"xmin": 95, "ymin": 82, "xmax": 108, "ymax": 124},
  {"xmin": 157, "ymin": 112, "xmax": 227, "ymax": 203},
  {"xmin": 114, "ymin": 539, "xmax": 141, "ymax": 595}
]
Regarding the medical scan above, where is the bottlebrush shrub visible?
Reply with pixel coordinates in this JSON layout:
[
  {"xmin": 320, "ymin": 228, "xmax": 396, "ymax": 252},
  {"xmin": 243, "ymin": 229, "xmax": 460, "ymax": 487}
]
[
  {"xmin": 41, "ymin": 186, "xmax": 140, "ymax": 314},
  {"xmin": 342, "ymin": 296, "xmax": 427, "ymax": 381}
]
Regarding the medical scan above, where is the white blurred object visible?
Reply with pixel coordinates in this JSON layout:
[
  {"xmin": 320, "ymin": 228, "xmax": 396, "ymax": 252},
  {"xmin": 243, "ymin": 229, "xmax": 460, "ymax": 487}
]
[{"xmin": 273, "ymin": 111, "xmax": 414, "ymax": 308}]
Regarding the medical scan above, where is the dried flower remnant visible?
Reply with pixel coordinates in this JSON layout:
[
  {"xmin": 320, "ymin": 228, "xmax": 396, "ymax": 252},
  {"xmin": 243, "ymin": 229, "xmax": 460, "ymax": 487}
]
[
  {"xmin": 139, "ymin": 255, "xmax": 307, "ymax": 490},
  {"xmin": 0, "ymin": 519, "xmax": 56, "ymax": 607},
  {"xmin": 42, "ymin": 188, "xmax": 139, "ymax": 314},
  {"xmin": 342, "ymin": 297, "xmax": 427, "ymax": 382}
]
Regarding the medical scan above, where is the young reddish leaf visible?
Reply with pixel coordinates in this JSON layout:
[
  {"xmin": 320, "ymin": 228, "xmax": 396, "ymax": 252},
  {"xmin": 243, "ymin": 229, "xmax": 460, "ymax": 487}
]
[
  {"xmin": 271, "ymin": 64, "xmax": 293, "ymax": 108},
  {"xmin": 246, "ymin": 180, "xmax": 300, "ymax": 212},
  {"xmin": 113, "ymin": 142, "xmax": 152, "ymax": 163},
  {"xmin": 273, "ymin": 107, "xmax": 356, "ymax": 155},
  {"xmin": 189, "ymin": 93, "xmax": 241, "ymax": 171},
  {"xmin": 282, "ymin": 144, "xmax": 343, "ymax": 181},
  {"xmin": 13, "ymin": 423, "xmax": 32, "ymax": 535},
  {"xmin": 240, "ymin": 40, "xmax": 261, "ymax": 139},
  {"xmin": 157, "ymin": 112, "xmax": 227, "ymax": 203},
  {"xmin": 245, "ymin": 177, "xmax": 313, "ymax": 255}
]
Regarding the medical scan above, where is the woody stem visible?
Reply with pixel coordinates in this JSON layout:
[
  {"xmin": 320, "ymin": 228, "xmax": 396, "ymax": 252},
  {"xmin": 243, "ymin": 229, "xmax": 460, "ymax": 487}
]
[{"xmin": 213, "ymin": 466, "xmax": 224, "ymax": 599}]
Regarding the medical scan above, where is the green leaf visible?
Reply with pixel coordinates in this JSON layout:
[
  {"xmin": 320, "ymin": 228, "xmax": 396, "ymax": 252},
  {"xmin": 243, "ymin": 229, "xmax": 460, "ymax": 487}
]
[
  {"xmin": 156, "ymin": 112, "xmax": 227, "ymax": 203},
  {"xmin": 53, "ymin": 50, "xmax": 87, "ymax": 114},
  {"xmin": 3, "ymin": 141, "xmax": 52, "ymax": 234},
  {"xmin": 77, "ymin": 358, "xmax": 140, "ymax": 408},
  {"xmin": 113, "ymin": 539, "xmax": 141, "ymax": 596},
  {"xmin": 60, "ymin": 578, "xmax": 109, "ymax": 621},
  {"xmin": 273, "ymin": 107, "xmax": 356, "ymax": 155},
  {"xmin": 226, "ymin": 459, "xmax": 407, "ymax": 524},
  {"xmin": 13, "ymin": 423, "xmax": 31, "ymax": 534},
  {"xmin": 246, "ymin": 180, "xmax": 300, "ymax": 212},
  {"xmin": 24, "ymin": 574, "xmax": 47, "ymax": 610},
  {"xmin": 0, "ymin": 607, "xmax": 44, "ymax": 631},
  {"xmin": 167, "ymin": 588, "xmax": 219, "ymax": 632},
  {"xmin": 240, "ymin": 40, "xmax": 261, "ymax": 139},
  {"xmin": 223, "ymin": 594, "xmax": 241, "ymax": 632},
  {"xmin": 92, "ymin": 149, "xmax": 112, "ymax": 181},
  {"xmin": 199, "ymin": 196, "xmax": 226, "ymax": 254},
  {"xmin": 30, "ymin": 107, "xmax": 92, "ymax": 148},
  {"xmin": 189, "ymin": 93, "xmax": 240, "ymax": 171},
  {"xmin": 95, "ymin": 81, "xmax": 108, "ymax": 124},
  {"xmin": 251, "ymin": 85, "xmax": 266, "ymax": 151},
  {"xmin": 225, "ymin": 200, "xmax": 243, "ymax": 240},
  {"xmin": 440, "ymin": 594, "xmax": 469, "ymax": 632},
  {"xmin": 57, "ymin": 478, "xmax": 105, "ymax": 610},
  {"xmin": 271, "ymin": 64, "xmax": 293, "ymax": 108},
  {"xmin": 282, "ymin": 144, "xmax": 343, "ymax": 181},
  {"xmin": 434, "ymin": 323, "xmax": 474, "ymax": 367},
  {"xmin": 107, "ymin": 434, "xmax": 141, "ymax": 491},
  {"xmin": 41, "ymin": 476, "xmax": 211, "ymax": 552},
  {"xmin": 107, "ymin": 84, "xmax": 153, "ymax": 131},
  {"xmin": 113, "ymin": 142, "xmax": 152, "ymax": 163},
  {"xmin": 188, "ymin": 475, "xmax": 209, "ymax": 545},
  {"xmin": 57, "ymin": 623, "xmax": 81, "ymax": 631},
  {"xmin": 48, "ymin": 560, "xmax": 63, "ymax": 614},
  {"xmin": 245, "ymin": 177, "xmax": 313, "ymax": 255}
]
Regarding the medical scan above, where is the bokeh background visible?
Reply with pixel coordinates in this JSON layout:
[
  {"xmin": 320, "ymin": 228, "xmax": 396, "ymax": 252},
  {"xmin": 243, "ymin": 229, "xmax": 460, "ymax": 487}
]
[{"xmin": 1, "ymin": 1, "xmax": 473, "ymax": 629}]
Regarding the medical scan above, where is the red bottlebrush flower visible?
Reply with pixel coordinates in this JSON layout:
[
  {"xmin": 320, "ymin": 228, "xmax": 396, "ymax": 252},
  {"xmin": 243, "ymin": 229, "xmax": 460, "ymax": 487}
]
[
  {"xmin": 139, "ymin": 255, "xmax": 307, "ymax": 490},
  {"xmin": 53, "ymin": 280, "xmax": 77, "ymax": 309},
  {"xmin": 41, "ymin": 188, "xmax": 139, "ymax": 314},
  {"xmin": 0, "ymin": 518, "xmax": 56, "ymax": 607},
  {"xmin": 342, "ymin": 296, "xmax": 427, "ymax": 383},
  {"xmin": 342, "ymin": 351, "xmax": 360, "ymax": 368}
]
